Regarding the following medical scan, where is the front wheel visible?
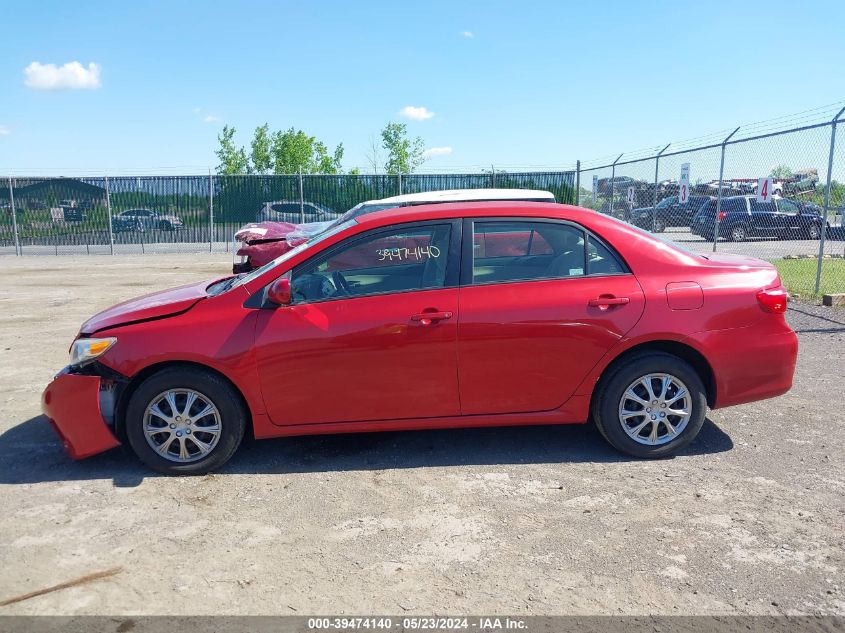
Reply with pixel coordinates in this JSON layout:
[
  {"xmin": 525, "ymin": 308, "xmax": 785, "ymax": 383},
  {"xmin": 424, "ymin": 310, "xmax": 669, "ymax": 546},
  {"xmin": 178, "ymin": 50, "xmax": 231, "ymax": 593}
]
[
  {"xmin": 125, "ymin": 367, "xmax": 246, "ymax": 475},
  {"xmin": 592, "ymin": 352, "xmax": 707, "ymax": 458},
  {"xmin": 653, "ymin": 217, "xmax": 666, "ymax": 233}
]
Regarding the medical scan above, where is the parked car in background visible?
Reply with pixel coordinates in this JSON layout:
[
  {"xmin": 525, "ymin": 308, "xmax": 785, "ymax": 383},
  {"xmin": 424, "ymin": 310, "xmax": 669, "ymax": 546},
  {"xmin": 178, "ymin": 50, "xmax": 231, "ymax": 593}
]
[
  {"xmin": 42, "ymin": 201, "xmax": 797, "ymax": 474},
  {"xmin": 234, "ymin": 189, "xmax": 557, "ymax": 273},
  {"xmin": 596, "ymin": 176, "xmax": 645, "ymax": 195},
  {"xmin": 691, "ymin": 195, "xmax": 826, "ymax": 241},
  {"xmin": 256, "ymin": 200, "xmax": 338, "ymax": 223},
  {"xmin": 782, "ymin": 169, "xmax": 819, "ymax": 197},
  {"xmin": 630, "ymin": 195, "xmax": 713, "ymax": 232},
  {"xmin": 58, "ymin": 200, "xmax": 87, "ymax": 223},
  {"xmin": 113, "ymin": 209, "xmax": 184, "ymax": 233}
]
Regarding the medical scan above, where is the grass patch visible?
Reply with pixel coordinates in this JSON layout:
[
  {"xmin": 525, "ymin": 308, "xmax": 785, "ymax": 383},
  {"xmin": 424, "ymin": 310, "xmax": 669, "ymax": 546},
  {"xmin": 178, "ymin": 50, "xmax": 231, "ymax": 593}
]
[{"xmin": 774, "ymin": 258, "xmax": 845, "ymax": 299}]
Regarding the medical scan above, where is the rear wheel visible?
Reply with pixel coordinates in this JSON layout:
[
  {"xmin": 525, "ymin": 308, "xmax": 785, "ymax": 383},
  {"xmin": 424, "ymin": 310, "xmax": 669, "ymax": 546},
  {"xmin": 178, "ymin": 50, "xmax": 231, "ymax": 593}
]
[
  {"xmin": 806, "ymin": 223, "xmax": 821, "ymax": 240},
  {"xmin": 592, "ymin": 352, "xmax": 707, "ymax": 458},
  {"xmin": 729, "ymin": 224, "xmax": 747, "ymax": 242},
  {"xmin": 653, "ymin": 217, "xmax": 666, "ymax": 233},
  {"xmin": 125, "ymin": 367, "xmax": 246, "ymax": 475}
]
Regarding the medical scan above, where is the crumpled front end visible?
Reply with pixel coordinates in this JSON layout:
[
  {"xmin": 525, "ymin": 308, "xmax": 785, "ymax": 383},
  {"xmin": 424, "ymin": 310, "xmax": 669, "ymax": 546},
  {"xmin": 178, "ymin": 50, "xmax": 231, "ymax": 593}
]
[{"xmin": 41, "ymin": 370, "xmax": 121, "ymax": 459}]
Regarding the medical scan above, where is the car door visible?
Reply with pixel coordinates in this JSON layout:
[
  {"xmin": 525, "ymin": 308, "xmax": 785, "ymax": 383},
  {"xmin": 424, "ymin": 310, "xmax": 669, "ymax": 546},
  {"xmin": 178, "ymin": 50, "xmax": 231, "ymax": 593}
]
[
  {"xmin": 253, "ymin": 220, "xmax": 461, "ymax": 426},
  {"xmin": 775, "ymin": 198, "xmax": 800, "ymax": 236},
  {"xmin": 457, "ymin": 219, "xmax": 645, "ymax": 416},
  {"xmin": 749, "ymin": 199, "xmax": 779, "ymax": 236}
]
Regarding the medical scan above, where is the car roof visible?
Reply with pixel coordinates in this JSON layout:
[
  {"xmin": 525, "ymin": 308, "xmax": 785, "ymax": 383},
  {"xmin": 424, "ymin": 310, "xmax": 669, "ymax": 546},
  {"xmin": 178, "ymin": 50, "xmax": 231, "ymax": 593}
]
[
  {"xmin": 363, "ymin": 188, "xmax": 555, "ymax": 206},
  {"xmin": 357, "ymin": 200, "xmax": 596, "ymax": 228}
]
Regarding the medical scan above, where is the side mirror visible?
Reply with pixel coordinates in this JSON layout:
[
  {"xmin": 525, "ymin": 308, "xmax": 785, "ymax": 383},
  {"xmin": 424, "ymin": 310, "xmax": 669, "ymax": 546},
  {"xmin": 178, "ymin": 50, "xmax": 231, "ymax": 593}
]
[{"xmin": 266, "ymin": 278, "xmax": 291, "ymax": 305}]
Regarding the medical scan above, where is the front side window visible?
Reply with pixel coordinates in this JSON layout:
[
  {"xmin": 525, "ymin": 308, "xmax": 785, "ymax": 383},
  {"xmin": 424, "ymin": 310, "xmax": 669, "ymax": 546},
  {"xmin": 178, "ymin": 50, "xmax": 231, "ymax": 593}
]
[{"xmin": 291, "ymin": 224, "xmax": 452, "ymax": 303}]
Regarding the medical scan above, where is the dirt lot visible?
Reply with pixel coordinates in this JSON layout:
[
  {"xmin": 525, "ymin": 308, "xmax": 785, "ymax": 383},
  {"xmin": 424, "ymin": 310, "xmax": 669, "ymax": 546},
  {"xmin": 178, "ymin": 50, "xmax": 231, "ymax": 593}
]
[{"xmin": 0, "ymin": 254, "xmax": 842, "ymax": 616}]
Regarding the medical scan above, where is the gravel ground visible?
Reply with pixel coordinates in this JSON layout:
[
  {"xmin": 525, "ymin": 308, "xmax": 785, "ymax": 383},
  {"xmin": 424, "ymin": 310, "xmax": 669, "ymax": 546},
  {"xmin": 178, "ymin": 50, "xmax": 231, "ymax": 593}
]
[{"xmin": 0, "ymin": 254, "xmax": 842, "ymax": 616}]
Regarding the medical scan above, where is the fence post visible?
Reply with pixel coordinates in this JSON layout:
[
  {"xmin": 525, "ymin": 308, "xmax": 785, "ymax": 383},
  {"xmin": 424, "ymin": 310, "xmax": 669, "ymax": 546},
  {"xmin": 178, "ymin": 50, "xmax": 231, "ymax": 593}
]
[
  {"xmin": 814, "ymin": 107, "xmax": 845, "ymax": 293},
  {"xmin": 610, "ymin": 154, "xmax": 623, "ymax": 217},
  {"xmin": 104, "ymin": 175, "xmax": 114, "ymax": 255},
  {"xmin": 398, "ymin": 172, "xmax": 402, "ymax": 196},
  {"xmin": 652, "ymin": 144, "xmax": 671, "ymax": 231},
  {"xmin": 208, "ymin": 171, "xmax": 214, "ymax": 252},
  {"xmin": 298, "ymin": 170, "xmax": 304, "ymax": 224},
  {"xmin": 492, "ymin": 165, "xmax": 497, "ymax": 188},
  {"xmin": 8, "ymin": 177, "xmax": 20, "ymax": 256},
  {"xmin": 713, "ymin": 127, "xmax": 740, "ymax": 252},
  {"xmin": 575, "ymin": 161, "xmax": 581, "ymax": 206}
]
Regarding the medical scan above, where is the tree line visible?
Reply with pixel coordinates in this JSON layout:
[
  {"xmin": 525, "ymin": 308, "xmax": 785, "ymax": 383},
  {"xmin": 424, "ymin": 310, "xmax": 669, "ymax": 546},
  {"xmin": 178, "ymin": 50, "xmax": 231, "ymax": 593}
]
[{"xmin": 215, "ymin": 122, "xmax": 426, "ymax": 176}]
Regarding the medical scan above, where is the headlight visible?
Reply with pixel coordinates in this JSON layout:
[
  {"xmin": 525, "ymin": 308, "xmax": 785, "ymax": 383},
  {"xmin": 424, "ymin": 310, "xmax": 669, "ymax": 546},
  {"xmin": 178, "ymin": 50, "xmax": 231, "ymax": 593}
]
[{"xmin": 70, "ymin": 337, "xmax": 117, "ymax": 367}]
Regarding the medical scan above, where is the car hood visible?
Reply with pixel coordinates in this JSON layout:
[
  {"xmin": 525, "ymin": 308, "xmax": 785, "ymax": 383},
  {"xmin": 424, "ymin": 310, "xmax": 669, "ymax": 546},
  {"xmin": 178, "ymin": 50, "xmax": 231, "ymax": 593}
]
[
  {"xmin": 80, "ymin": 279, "xmax": 214, "ymax": 334},
  {"xmin": 235, "ymin": 221, "xmax": 298, "ymax": 243}
]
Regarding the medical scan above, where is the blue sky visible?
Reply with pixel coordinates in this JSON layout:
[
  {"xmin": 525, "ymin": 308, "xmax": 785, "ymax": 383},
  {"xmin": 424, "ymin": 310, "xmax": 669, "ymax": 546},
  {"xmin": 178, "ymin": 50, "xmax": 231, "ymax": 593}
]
[{"xmin": 1, "ymin": 0, "xmax": 843, "ymax": 175}]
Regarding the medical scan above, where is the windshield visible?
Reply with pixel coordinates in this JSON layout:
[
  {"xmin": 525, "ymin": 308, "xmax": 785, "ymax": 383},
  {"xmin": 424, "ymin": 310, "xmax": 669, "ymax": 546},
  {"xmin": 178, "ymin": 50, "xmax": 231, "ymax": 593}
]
[
  {"xmin": 656, "ymin": 197, "xmax": 676, "ymax": 209},
  {"xmin": 208, "ymin": 219, "xmax": 356, "ymax": 296}
]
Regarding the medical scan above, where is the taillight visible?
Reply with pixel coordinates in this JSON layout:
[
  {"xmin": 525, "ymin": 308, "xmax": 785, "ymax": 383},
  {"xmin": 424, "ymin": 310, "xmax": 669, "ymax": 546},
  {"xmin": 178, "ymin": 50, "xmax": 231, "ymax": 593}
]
[
  {"xmin": 718, "ymin": 211, "xmax": 726, "ymax": 220},
  {"xmin": 757, "ymin": 287, "xmax": 788, "ymax": 313}
]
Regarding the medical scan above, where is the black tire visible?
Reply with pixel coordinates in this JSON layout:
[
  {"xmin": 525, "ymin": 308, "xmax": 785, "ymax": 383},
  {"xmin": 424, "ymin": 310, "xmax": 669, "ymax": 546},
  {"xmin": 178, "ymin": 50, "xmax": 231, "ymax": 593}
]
[
  {"xmin": 158, "ymin": 220, "xmax": 171, "ymax": 231},
  {"xmin": 125, "ymin": 366, "xmax": 247, "ymax": 475},
  {"xmin": 653, "ymin": 218, "xmax": 666, "ymax": 233},
  {"xmin": 729, "ymin": 224, "xmax": 747, "ymax": 242},
  {"xmin": 806, "ymin": 223, "xmax": 821, "ymax": 240},
  {"xmin": 592, "ymin": 352, "xmax": 707, "ymax": 459}
]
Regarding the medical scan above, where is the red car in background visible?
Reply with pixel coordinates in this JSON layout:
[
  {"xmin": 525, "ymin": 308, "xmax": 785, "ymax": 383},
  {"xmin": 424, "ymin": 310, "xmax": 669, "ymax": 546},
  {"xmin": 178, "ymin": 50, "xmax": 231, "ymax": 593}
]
[{"xmin": 42, "ymin": 202, "xmax": 797, "ymax": 475}]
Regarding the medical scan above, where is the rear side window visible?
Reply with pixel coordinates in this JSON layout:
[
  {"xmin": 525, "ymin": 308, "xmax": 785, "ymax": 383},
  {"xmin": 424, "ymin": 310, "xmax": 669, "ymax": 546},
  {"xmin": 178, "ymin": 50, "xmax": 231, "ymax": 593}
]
[
  {"xmin": 723, "ymin": 199, "xmax": 747, "ymax": 213},
  {"xmin": 471, "ymin": 221, "xmax": 584, "ymax": 284},
  {"xmin": 469, "ymin": 220, "xmax": 628, "ymax": 285},
  {"xmin": 750, "ymin": 200, "xmax": 775, "ymax": 213},
  {"xmin": 587, "ymin": 235, "xmax": 627, "ymax": 275}
]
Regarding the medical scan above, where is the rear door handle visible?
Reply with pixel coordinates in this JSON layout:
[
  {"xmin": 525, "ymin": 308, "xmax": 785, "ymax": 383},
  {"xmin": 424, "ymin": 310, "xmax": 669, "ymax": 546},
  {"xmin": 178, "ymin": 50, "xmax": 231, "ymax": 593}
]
[
  {"xmin": 588, "ymin": 296, "xmax": 630, "ymax": 309},
  {"xmin": 411, "ymin": 311, "xmax": 453, "ymax": 325}
]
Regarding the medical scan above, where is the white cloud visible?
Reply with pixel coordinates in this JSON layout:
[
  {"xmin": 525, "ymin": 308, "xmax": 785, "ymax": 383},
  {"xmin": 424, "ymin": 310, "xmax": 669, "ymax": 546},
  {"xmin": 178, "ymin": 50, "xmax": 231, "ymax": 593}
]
[
  {"xmin": 203, "ymin": 114, "xmax": 221, "ymax": 124},
  {"xmin": 399, "ymin": 105, "xmax": 435, "ymax": 121},
  {"xmin": 24, "ymin": 61, "xmax": 101, "ymax": 90},
  {"xmin": 461, "ymin": 30, "xmax": 474, "ymax": 38},
  {"xmin": 0, "ymin": 125, "xmax": 10, "ymax": 136},
  {"xmin": 423, "ymin": 146, "xmax": 453, "ymax": 159}
]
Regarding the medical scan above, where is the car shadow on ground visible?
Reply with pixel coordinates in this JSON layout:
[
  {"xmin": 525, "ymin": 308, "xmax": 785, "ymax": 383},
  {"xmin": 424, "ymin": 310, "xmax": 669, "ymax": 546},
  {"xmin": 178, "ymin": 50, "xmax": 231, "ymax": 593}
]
[{"xmin": 0, "ymin": 415, "xmax": 733, "ymax": 487}]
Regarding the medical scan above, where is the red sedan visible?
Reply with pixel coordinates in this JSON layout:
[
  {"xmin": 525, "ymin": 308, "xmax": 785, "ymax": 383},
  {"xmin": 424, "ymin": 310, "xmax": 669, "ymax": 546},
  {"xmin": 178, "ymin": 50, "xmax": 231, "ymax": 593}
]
[{"xmin": 42, "ymin": 202, "xmax": 798, "ymax": 475}]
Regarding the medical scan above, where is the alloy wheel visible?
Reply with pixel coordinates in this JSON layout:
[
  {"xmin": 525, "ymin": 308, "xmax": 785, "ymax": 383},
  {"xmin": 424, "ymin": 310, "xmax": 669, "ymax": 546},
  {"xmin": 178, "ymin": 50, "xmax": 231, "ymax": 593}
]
[
  {"xmin": 617, "ymin": 373, "xmax": 692, "ymax": 446},
  {"xmin": 143, "ymin": 389, "xmax": 222, "ymax": 462}
]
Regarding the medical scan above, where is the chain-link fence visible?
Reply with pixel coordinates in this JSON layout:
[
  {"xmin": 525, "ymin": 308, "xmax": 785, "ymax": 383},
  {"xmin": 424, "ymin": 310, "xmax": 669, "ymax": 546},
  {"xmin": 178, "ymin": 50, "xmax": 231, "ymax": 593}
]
[
  {"xmin": 0, "ymin": 171, "xmax": 575, "ymax": 256},
  {"xmin": 577, "ymin": 108, "xmax": 845, "ymax": 297},
  {"xmin": 3, "ymin": 108, "xmax": 844, "ymax": 298}
]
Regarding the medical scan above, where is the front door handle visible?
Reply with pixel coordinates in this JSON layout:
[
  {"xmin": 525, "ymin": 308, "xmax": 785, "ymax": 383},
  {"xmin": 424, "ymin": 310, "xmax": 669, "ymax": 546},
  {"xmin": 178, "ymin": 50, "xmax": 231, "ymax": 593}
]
[
  {"xmin": 588, "ymin": 296, "xmax": 630, "ymax": 310},
  {"xmin": 411, "ymin": 310, "xmax": 453, "ymax": 325}
]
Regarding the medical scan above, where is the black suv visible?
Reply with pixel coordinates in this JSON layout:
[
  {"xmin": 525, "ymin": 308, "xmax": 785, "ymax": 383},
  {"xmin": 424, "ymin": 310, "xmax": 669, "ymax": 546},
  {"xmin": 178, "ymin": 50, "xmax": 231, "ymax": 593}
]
[
  {"xmin": 630, "ymin": 195, "xmax": 713, "ymax": 232},
  {"xmin": 691, "ymin": 195, "xmax": 826, "ymax": 241}
]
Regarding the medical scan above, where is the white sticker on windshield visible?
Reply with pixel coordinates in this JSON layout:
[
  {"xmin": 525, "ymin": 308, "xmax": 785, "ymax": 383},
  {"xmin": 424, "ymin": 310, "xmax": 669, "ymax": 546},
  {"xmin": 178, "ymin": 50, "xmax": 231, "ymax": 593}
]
[{"xmin": 569, "ymin": 268, "xmax": 584, "ymax": 276}]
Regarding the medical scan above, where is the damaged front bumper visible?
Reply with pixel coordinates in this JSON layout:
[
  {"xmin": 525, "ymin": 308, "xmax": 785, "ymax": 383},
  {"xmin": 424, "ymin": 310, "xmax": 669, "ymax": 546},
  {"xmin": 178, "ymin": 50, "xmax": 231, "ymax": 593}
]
[{"xmin": 41, "ymin": 366, "xmax": 123, "ymax": 459}]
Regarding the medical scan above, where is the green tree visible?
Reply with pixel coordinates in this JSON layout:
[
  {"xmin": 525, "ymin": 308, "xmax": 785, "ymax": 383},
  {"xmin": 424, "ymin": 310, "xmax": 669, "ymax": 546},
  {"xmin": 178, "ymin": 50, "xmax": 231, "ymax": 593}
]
[
  {"xmin": 270, "ymin": 128, "xmax": 345, "ymax": 174},
  {"xmin": 381, "ymin": 122, "xmax": 425, "ymax": 174},
  {"xmin": 250, "ymin": 124, "xmax": 273, "ymax": 175},
  {"xmin": 770, "ymin": 164, "xmax": 794, "ymax": 179},
  {"xmin": 215, "ymin": 125, "xmax": 249, "ymax": 175}
]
